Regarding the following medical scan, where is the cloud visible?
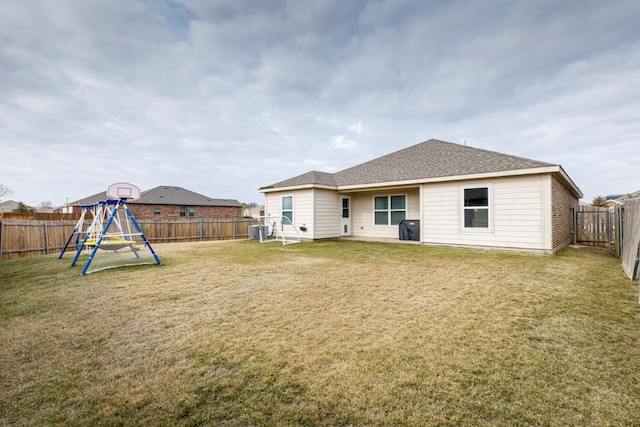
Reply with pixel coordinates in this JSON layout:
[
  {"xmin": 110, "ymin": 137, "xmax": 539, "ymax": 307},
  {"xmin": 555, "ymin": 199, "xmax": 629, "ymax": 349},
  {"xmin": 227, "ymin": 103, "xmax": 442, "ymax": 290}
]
[{"xmin": 0, "ymin": 0, "xmax": 639, "ymax": 206}]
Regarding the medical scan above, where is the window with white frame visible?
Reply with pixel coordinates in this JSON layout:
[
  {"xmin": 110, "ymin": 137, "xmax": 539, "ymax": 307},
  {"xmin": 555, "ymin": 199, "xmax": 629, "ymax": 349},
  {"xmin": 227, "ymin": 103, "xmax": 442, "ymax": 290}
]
[
  {"xmin": 282, "ymin": 195, "xmax": 293, "ymax": 224},
  {"xmin": 463, "ymin": 187, "xmax": 489, "ymax": 228},
  {"xmin": 374, "ymin": 195, "xmax": 406, "ymax": 225}
]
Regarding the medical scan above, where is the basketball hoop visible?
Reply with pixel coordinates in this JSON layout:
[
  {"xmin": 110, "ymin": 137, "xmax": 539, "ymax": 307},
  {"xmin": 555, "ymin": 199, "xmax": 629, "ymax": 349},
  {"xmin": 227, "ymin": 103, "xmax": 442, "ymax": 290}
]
[{"xmin": 106, "ymin": 182, "xmax": 141, "ymax": 201}]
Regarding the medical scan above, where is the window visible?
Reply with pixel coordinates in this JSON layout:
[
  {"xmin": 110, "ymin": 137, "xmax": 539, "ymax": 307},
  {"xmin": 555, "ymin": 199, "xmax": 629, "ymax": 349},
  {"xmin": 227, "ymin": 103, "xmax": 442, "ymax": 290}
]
[
  {"xmin": 463, "ymin": 187, "xmax": 489, "ymax": 228},
  {"xmin": 374, "ymin": 195, "xmax": 406, "ymax": 225},
  {"xmin": 180, "ymin": 206, "xmax": 195, "ymax": 217},
  {"xmin": 154, "ymin": 208, "xmax": 161, "ymax": 215},
  {"xmin": 282, "ymin": 196, "xmax": 293, "ymax": 224},
  {"xmin": 342, "ymin": 197, "xmax": 350, "ymax": 218}
]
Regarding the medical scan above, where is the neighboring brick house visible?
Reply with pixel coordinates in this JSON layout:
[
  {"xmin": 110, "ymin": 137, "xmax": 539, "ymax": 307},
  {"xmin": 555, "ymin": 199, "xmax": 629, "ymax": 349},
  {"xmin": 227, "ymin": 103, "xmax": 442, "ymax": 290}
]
[{"xmin": 66, "ymin": 186, "xmax": 243, "ymax": 220}]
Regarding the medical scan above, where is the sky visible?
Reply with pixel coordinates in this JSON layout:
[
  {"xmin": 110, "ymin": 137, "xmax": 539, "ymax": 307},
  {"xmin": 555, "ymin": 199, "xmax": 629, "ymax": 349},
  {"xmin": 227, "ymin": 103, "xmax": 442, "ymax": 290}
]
[{"xmin": 1, "ymin": 0, "xmax": 639, "ymax": 207}]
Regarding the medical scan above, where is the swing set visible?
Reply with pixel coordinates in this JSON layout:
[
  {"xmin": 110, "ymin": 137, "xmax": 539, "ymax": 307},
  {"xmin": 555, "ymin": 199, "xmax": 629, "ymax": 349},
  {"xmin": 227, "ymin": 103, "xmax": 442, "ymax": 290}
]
[{"xmin": 59, "ymin": 182, "xmax": 161, "ymax": 275}]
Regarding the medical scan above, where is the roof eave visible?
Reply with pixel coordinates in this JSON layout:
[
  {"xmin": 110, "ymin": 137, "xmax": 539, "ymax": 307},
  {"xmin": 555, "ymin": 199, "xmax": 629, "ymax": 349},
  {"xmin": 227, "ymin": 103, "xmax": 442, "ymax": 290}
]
[
  {"xmin": 554, "ymin": 165, "xmax": 584, "ymax": 199},
  {"xmin": 259, "ymin": 184, "xmax": 337, "ymax": 193}
]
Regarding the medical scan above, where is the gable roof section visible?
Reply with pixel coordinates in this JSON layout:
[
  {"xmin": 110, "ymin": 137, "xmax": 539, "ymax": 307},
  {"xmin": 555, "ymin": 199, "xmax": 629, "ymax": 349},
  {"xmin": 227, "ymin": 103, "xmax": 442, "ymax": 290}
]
[
  {"xmin": 261, "ymin": 170, "xmax": 337, "ymax": 190},
  {"xmin": 261, "ymin": 139, "xmax": 582, "ymax": 197},
  {"xmin": 69, "ymin": 186, "xmax": 242, "ymax": 207},
  {"xmin": 335, "ymin": 139, "xmax": 553, "ymax": 185}
]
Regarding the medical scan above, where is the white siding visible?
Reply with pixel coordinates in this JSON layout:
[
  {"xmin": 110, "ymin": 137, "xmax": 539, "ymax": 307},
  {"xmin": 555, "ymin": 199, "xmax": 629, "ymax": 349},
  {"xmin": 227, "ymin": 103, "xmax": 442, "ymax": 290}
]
[
  {"xmin": 264, "ymin": 193, "xmax": 281, "ymax": 219},
  {"xmin": 351, "ymin": 188, "xmax": 420, "ymax": 239},
  {"xmin": 313, "ymin": 189, "xmax": 340, "ymax": 239},
  {"xmin": 265, "ymin": 189, "xmax": 339, "ymax": 239},
  {"xmin": 264, "ymin": 191, "xmax": 312, "ymax": 239},
  {"xmin": 264, "ymin": 174, "xmax": 552, "ymax": 250},
  {"xmin": 293, "ymin": 189, "xmax": 314, "ymax": 238},
  {"xmin": 422, "ymin": 175, "xmax": 550, "ymax": 251}
]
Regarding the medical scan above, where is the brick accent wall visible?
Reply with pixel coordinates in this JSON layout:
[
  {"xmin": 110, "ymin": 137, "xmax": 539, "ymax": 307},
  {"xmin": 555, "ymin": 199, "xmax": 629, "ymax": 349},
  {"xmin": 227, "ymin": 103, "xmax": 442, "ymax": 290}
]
[
  {"xmin": 72, "ymin": 204, "xmax": 242, "ymax": 220},
  {"xmin": 551, "ymin": 176, "xmax": 578, "ymax": 252}
]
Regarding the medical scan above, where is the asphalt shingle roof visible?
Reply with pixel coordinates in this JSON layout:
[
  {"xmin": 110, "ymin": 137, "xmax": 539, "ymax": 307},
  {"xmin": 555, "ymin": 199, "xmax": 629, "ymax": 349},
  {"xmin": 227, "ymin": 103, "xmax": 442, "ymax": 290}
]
[
  {"xmin": 262, "ymin": 139, "xmax": 556, "ymax": 189},
  {"xmin": 69, "ymin": 186, "xmax": 242, "ymax": 207},
  {"xmin": 262, "ymin": 171, "xmax": 337, "ymax": 189}
]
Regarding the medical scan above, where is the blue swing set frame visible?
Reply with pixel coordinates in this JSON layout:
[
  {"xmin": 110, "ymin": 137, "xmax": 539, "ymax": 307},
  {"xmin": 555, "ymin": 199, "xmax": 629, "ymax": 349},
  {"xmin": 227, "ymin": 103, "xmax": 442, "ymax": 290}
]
[{"xmin": 67, "ymin": 198, "xmax": 161, "ymax": 275}]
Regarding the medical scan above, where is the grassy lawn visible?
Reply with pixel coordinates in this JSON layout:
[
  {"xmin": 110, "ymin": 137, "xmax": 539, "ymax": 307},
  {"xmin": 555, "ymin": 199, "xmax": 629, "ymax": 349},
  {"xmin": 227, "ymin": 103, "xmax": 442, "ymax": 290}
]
[{"xmin": 1, "ymin": 240, "xmax": 639, "ymax": 426}]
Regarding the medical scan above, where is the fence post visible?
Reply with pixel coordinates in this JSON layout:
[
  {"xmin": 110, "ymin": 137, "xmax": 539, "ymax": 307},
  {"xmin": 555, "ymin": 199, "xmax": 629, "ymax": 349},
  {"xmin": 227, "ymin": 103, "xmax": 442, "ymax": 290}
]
[
  {"xmin": 617, "ymin": 206, "xmax": 623, "ymax": 257},
  {"xmin": 0, "ymin": 221, "xmax": 3, "ymax": 262},
  {"xmin": 44, "ymin": 222, "xmax": 49, "ymax": 255}
]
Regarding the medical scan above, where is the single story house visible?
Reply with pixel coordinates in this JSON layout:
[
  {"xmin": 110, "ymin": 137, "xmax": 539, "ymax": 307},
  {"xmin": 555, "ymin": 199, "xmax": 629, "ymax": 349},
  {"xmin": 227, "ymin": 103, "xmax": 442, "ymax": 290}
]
[
  {"xmin": 243, "ymin": 205, "xmax": 265, "ymax": 219},
  {"xmin": 0, "ymin": 200, "xmax": 19, "ymax": 213},
  {"xmin": 64, "ymin": 185, "xmax": 243, "ymax": 220},
  {"xmin": 259, "ymin": 139, "xmax": 583, "ymax": 253},
  {"xmin": 604, "ymin": 190, "xmax": 640, "ymax": 208}
]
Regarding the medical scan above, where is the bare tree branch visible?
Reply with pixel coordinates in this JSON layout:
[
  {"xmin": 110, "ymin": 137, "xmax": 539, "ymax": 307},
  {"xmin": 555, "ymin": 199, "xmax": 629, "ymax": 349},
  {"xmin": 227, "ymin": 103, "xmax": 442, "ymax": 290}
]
[{"xmin": 0, "ymin": 183, "xmax": 13, "ymax": 201}]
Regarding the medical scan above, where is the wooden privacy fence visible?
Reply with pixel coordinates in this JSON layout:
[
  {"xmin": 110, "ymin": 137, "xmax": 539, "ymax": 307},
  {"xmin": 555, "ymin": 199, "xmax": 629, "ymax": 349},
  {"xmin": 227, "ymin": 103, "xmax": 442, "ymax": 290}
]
[
  {"xmin": 0, "ymin": 212, "xmax": 81, "ymax": 221},
  {"xmin": 0, "ymin": 218, "xmax": 259, "ymax": 261},
  {"xmin": 621, "ymin": 198, "xmax": 640, "ymax": 281},
  {"xmin": 573, "ymin": 205, "xmax": 619, "ymax": 250}
]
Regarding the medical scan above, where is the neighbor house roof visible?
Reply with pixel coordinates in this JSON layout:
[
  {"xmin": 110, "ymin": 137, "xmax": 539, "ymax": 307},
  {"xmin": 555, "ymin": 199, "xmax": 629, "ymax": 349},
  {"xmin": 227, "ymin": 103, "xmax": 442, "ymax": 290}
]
[
  {"xmin": 0, "ymin": 200, "xmax": 19, "ymax": 213},
  {"xmin": 608, "ymin": 190, "xmax": 640, "ymax": 203},
  {"xmin": 260, "ymin": 139, "xmax": 582, "ymax": 197},
  {"xmin": 69, "ymin": 186, "xmax": 242, "ymax": 207}
]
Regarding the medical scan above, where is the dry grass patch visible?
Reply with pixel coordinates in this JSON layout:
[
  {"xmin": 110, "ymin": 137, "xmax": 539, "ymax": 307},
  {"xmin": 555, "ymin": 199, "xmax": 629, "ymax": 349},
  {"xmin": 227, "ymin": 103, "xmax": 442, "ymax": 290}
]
[{"xmin": 1, "ymin": 240, "xmax": 640, "ymax": 426}]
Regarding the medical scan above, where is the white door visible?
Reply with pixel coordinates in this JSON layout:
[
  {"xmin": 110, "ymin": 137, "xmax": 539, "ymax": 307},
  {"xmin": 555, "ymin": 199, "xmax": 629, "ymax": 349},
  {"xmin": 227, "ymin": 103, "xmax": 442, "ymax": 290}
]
[{"xmin": 340, "ymin": 196, "xmax": 351, "ymax": 236}]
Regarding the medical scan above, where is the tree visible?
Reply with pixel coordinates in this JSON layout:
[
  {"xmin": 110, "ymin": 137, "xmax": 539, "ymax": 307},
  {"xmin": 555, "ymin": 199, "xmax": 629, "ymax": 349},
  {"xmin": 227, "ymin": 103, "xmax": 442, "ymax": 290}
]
[
  {"xmin": 592, "ymin": 195, "xmax": 607, "ymax": 207},
  {"xmin": 0, "ymin": 183, "xmax": 12, "ymax": 201},
  {"xmin": 15, "ymin": 202, "xmax": 34, "ymax": 213}
]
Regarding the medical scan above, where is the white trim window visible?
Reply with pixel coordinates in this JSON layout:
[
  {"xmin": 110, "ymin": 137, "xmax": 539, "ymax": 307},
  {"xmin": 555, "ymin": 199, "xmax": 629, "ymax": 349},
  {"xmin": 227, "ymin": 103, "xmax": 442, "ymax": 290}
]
[
  {"xmin": 282, "ymin": 195, "xmax": 293, "ymax": 224},
  {"xmin": 374, "ymin": 195, "xmax": 406, "ymax": 225},
  {"xmin": 463, "ymin": 187, "xmax": 489, "ymax": 228}
]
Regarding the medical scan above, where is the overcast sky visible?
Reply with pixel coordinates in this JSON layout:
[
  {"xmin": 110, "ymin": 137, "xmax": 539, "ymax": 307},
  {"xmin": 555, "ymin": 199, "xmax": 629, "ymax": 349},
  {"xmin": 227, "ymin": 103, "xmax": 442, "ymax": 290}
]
[{"xmin": 1, "ymin": 0, "xmax": 638, "ymax": 207}]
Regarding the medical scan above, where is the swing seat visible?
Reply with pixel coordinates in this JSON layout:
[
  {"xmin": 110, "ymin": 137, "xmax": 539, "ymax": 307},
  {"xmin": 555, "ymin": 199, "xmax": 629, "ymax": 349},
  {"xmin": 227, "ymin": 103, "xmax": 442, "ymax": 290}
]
[{"xmin": 85, "ymin": 236, "xmax": 143, "ymax": 251}]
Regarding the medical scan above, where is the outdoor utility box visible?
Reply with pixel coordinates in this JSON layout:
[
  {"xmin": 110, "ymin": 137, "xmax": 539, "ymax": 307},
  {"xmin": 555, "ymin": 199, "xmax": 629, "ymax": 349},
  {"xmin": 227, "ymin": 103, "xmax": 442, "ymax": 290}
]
[
  {"xmin": 399, "ymin": 220, "xmax": 420, "ymax": 241},
  {"xmin": 248, "ymin": 225, "xmax": 268, "ymax": 240}
]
